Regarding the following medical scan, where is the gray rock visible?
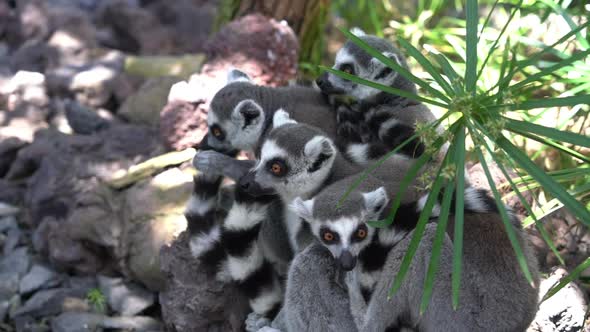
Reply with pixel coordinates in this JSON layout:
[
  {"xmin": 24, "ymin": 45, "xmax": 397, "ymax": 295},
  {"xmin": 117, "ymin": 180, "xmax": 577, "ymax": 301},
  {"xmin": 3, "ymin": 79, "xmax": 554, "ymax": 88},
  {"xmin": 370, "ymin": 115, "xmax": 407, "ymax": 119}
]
[
  {"xmin": 0, "ymin": 247, "xmax": 30, "ymax": 277},
  {"xmin": 7, "ymin": 293, "xmax": 21, "ymax": 315},
  {"xmin": 528, "ymin": 267, "xmax": 588, "ymax": 332},
  {"xmin": 51, "ymin": 312, "xmax": 103, "ymax": 332},
  {"xmin": 65, "ymin": 100, "xmax": 110, "ymax": 135},
  {"xmin": 118, "ymin": 76, "xmax": 178, "ymax": 127},
  {"xmin": 0, "ymin": 300, "xmax": 8, "ymax": 322},
  {"xmin": 0, "ymin": 137, "xmax": 27, "ymax": 178},
  {"xmin": 0, "ymin": 180, "xmax": 26, "ymax": 206},
  {"xmin": 65, "ymin": 276, "xmax": 97, "ymax": 290},
  {"xmin": 19, "ymin": 264, "xmax": 59, "ymax": 295},
  {"xmin": 159, "ymin": 232, "xmax": 250, "ymax": 332},
  {"xmin": 11, "ymin": 287, "xmax": 89, "ymax": 318},
  {"xmin": 0, "ymin": 216, "xmax": 17, "ymax": 233},
  {"xmin": 52, "ymin": 312, "xmax": 161, "ymax": 332},
  {"xmin": 3, "ymin": 227, "xmax": 21, "ymax": 255},
  {"xmin": 0, "ymin": 202, "xmax": 20, "ymax": 217},
  {"xmin": 45, "ymin": 51, "xmax": 124, "ymax": 108},
  {"xmin": 97, "ymin": 275, "xmax": 154, "ymax": 316},
  {"xmin": 0, "ymin": 272, "xmax": 19, "ymax": 301},
  {"xmin": 102, "ymin": 315, "xmax": 161, "ymax": 330}
]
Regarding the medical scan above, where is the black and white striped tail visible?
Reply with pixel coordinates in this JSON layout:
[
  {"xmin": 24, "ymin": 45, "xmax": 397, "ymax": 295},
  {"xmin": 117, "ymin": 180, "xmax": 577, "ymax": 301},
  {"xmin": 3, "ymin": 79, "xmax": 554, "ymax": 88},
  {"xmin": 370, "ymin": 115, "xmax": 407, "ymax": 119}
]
[
  {"xmin": 221, "ymin": 187, "xmax": 283, "ymax": 318},
  {"xmin": 186, "ymin": 174, "xmax": 227, "ymax": 275}
]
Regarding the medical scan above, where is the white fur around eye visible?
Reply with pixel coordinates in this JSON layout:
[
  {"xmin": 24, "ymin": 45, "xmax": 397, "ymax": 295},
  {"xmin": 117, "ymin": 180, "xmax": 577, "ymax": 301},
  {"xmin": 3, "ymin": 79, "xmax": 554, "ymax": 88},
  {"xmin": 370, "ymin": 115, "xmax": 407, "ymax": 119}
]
[
  {"xmin": 272, "ymin": 109, "xmax": 297, "ymax": 128},
  {"xmin": 260, "ymin": 140, "xmax": 289, "ymax": 162}
]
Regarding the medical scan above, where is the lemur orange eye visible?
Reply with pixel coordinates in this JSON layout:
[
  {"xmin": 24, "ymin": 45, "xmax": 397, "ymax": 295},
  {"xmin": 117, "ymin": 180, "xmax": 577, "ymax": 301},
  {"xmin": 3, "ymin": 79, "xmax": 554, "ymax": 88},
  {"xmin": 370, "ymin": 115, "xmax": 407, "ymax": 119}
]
[
  {"xmin": 340, "ymin": 64, "xmax": 354, "ymax": 75},
  {"xmin": 267, "ymin": 159, "xmax": 287, "ymax": 177},
  {"xmin": 271, "ymin": 163, "xmax": 282, "ymax": 174},
  {"xmin": 357, "ymin": 229, "xmax": 367, "ymax": 239},
  {"xmin": 212, "ymin": 128, "xmax": 221, "ymax": 137},
  {"xmin": 323, "ymin": 232, "xmax": 334, "ymax": 242}
]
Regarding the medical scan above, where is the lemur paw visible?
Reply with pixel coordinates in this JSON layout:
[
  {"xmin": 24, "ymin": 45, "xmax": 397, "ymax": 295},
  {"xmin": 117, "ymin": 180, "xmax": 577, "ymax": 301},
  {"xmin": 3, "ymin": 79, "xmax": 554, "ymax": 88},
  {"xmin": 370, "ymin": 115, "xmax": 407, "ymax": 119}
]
[
  {"xmin": 337, "ymin": 122, "xmax": 363, "ymax": 143},
  {"xmin": 336, "ymin": 105, "xmax": 362, "ymax": 124},
  {"xmin": 245, "ymin": 312, "xmax": 273, "ymax": 332}
]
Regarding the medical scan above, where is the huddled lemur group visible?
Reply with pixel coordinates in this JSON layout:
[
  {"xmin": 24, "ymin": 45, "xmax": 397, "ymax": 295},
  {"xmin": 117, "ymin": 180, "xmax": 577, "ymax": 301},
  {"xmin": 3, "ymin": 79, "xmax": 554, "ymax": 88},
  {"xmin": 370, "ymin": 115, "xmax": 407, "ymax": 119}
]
[{"xmin": 185, "ymin": 30, "xmax": 540, "ymax": 332}]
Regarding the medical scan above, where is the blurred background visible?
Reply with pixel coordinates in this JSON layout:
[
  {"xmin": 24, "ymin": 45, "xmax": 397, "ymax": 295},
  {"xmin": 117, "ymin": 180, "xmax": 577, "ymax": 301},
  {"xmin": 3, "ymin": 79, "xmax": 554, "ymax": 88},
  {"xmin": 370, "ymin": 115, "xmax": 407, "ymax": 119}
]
[{"xmin": 0, "ymin": 0, "xmax": 588, "ymax": 331}]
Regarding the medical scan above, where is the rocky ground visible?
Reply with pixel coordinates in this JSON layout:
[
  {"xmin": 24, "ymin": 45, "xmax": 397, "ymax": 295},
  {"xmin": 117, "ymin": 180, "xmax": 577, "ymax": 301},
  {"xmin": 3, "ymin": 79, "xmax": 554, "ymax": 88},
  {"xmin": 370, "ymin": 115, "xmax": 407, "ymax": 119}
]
[{"xmin": 0, "ymin": 0, "xmax": 588, "ymax": 331}]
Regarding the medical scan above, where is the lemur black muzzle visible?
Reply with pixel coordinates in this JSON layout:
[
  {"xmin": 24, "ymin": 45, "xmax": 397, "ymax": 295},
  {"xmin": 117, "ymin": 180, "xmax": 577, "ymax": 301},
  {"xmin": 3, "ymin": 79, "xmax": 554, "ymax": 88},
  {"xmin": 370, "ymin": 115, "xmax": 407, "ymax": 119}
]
[
  {"xmin": 239, "ymin": 171, "xmax": 276, "ymax": 197},
  {"xmin": 338, "ymin": 250, "xmax": 357, "ymax": 271}
]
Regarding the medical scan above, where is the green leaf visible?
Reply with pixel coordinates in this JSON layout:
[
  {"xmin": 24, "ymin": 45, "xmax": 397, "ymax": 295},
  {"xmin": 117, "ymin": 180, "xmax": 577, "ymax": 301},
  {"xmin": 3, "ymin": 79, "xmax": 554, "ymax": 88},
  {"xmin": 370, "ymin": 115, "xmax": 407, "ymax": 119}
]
[
  {"xmin": 339, "ymin": 28, "xmax": 451, "ymax": 103},
  {"xmin": 493, "ymin": 21, "xmax": 590, "ymax": 92},
  {"xmin": 542, "ymin": 257, "xmax": 590, "ymax": 302},
  {"xmin": 509, "ymin": 48, "xmax": 590, "ymax": 91},
  {"xmin": 504, "ymin": 118, "xmax": 590, "ymax": 148},
  {"xmin": 367, "ymin": 150, "xmax": 433, "ymax": 228},
  {"xmin": 397, "ymin": 38, "xmax": 454, "ymax": 96},
  {"xmin": 476, "ymin": 0, "xmax": 523, "ymax": 82},
  {"xmin": 452, "ymin": 126, "xmax": 466, "ymax": 309},
  {"xmin": 433, "ymin": 54, "xmax": 463, "ymax": 94},
  {"xmin": 496, "ymin": 94, "xmax": 590, "ymax": 110},
  {"xmin": 389, "ymin": 165, "xmax": 445, "ymax": 298},
  {"xmin": 320, "ymin": 66, "xmax": 449, "ymax": 108},
  {"xmin": 478, "ymin": 0, "xmax": 501, "ymax": 40},
  {"xmin": 464, "ymin": 0, "xmax": 479, "ymax": 92},
  {"xmin": 473, "ymin": 136, "xmax": 534, "ymax": 284},
  {"xmin": 539, "ymin": 0, "xmax": 590, "ymax": 49},
  {"xmin": 420, "ymin": 180, "xmax": 455, "ymax": 314},
  {"xmin": 477, "ymin": 130, "xmax": 566, "ymax": 266},
  {"xmin": 497, "ymin": 136, "xmax": 590, "ymax": 226},
  {"xmin": 508, "ymin": 129, "xmax": 590, "ymax": 164}
]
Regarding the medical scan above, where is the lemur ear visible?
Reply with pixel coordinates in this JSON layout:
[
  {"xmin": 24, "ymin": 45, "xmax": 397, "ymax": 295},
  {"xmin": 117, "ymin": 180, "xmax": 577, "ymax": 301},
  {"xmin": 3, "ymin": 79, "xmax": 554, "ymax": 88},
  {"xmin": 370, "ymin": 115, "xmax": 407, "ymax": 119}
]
[
  {"xmin": 350, "ymin": 27, "xmax": 366, "ymax": 37},
  {"xmin": 291, "ymin": 197, "xmax": 314, "ymax": 222},
  {"xmin": 272, "ymin": 109, "xmax": 297, "ymax": 128},
  {"xmin": 227, "ymin": 69, "xmax": 252, "ymax": 84},
  {"xmin": 370, "ymin": 52, "xmax": 401, "ymax": 80},
  {"xmin": 362, "ymin": 187, "xmax": 389, "ymax": 218},
  {"xmin": 304, "ymin": 136, "xmax": 335, "ymax": 172},
  {"xmin": 232, "ymin": 99, "xmax": 263, "ymax": 127}
]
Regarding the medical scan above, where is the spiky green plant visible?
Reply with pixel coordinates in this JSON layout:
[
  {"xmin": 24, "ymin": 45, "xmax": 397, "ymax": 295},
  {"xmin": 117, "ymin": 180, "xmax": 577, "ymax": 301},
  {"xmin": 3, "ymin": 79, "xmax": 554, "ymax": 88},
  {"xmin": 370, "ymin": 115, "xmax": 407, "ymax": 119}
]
[
  {"xmin": 320, "ymin": 0, "xmax": 590, "ymax": 312},
  {"xmin": 87, "ymin": 288, "xmax": 107, "ymax": 313}
]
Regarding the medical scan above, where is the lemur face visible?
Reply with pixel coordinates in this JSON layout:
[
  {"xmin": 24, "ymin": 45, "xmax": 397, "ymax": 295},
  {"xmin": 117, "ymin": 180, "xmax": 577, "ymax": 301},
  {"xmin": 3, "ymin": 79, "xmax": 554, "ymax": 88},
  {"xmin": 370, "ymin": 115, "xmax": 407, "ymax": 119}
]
[
  {"xmin": 316, "ymin": 31, "xmax": 405, "ymax": 101},
  {"xmin": 291, "ymin": 187, "xmax": 389, "ymax": 271},
  {"xmin": 244, "ymin": 111, "xmax": 336, "ymax": 201},
  {"xmin": 205, "ymin": 70, "xmax": 265, "ymax": 153}
]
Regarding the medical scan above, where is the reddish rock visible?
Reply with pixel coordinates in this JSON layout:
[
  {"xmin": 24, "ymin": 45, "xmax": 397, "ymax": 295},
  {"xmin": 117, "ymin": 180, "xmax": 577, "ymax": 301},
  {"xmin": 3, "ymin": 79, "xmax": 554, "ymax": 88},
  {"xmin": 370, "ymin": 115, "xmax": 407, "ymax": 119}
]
[
  {"xmin": 204, "ymin": 13, "xmax": 299, "ymax": 87},
  {"xmin": 159, "ymin": 101, "xmax": 208, "ymax": 151}
]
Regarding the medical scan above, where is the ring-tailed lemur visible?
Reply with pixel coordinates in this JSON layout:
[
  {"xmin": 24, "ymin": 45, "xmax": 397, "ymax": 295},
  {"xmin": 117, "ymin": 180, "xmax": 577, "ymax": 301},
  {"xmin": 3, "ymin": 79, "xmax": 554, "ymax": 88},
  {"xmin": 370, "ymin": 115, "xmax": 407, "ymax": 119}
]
[
  {"xmin": 288, "ymin": 173, "xmax": 530, "ymax": 304},
  {"xmin": 316, "ymin": 30, "xmax": 442, "ymax": 165},
  {"xmin": 282, "ymin": 219, "xmax": 539, "ymax": 332}
]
